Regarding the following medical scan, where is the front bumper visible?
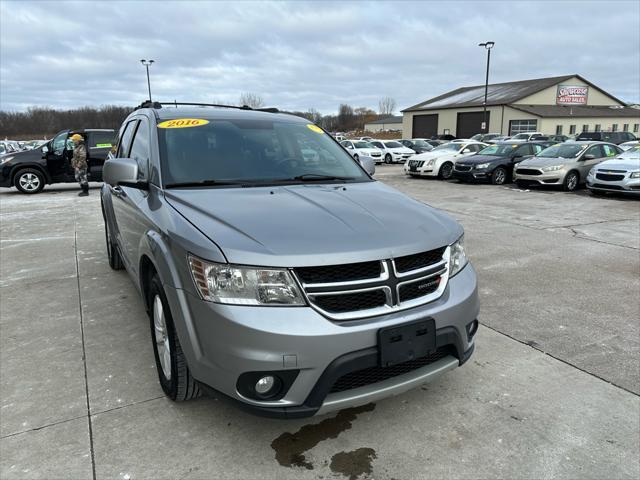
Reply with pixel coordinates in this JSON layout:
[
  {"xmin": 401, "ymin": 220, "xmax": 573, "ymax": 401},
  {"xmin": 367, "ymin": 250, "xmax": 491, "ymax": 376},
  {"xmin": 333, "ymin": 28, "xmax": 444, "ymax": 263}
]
[
  {"xmin": 0, "ymin": 167, "xmax": 12, "ymax": 187},
  {"xmin": 513, "ymin": 167, "xmax": 565, "ymax": 185},
  {"xmin": 452, "ymin": 168, "xmax": 492, "ymax": 182},
  {"xmin": 166, "ymin": 263, "xmax": 479, "ymax": 417},
  {"xmin": 587, "ymin": 175, "xmax": 640, "ymax": 194}
]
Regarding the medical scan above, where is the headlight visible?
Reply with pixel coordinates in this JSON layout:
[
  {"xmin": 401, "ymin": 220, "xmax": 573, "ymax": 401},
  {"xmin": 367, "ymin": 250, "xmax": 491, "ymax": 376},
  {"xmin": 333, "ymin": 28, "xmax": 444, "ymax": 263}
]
[
  {"xmin": 188, "ymin": 255, "xmax": 305, "ymax": 306},
  {"xmin": 587, "ymin": 168, "xmax": 596, "ymax": 177},
  {"xmin": 630, "ymin": 171, "xmax": 640, "ymax": 179},
  {"xmin": 449, "ymin": 235, "xmax": 468, "ymax": 277},
  {"xmin": 541, "ymin": 165, "xmax": 564, "ymax": 172},
  {"xmin": 0, "ymin": 156, "xmax": 14, "ymax": 165},
  {"xmin": 426, "ymin": 159, "xmax": 436, "ymax": 166},
  {"xmin": 475, "ymin": 162, "xmax": 490, "ymax": 169}
]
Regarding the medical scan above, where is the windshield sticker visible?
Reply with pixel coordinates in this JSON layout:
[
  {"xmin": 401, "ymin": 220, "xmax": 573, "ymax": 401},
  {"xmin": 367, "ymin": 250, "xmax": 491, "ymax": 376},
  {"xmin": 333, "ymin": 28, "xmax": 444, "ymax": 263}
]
[
  {"xmin": 306, "ymin": 124, "xmax": 324, "ymax": 134},
  {"xmin": 95, "ymin": 143, "xmax": 112, "ymax": 148},
  {"xmin": 157, "ymin": 118, "xmax": 210, "ymax": 129}
]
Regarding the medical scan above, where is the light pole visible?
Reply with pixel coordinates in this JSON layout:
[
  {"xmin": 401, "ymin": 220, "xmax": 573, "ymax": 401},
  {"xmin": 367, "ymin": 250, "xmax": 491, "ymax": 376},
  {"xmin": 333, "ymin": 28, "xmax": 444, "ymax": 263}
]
[
  {"xmin": 140, "ymin": 59, "xmax": 155, "ymax": 101},
  {"xmin": 478, "ymin": 42, "xmax": 494, "ymax": 134}
]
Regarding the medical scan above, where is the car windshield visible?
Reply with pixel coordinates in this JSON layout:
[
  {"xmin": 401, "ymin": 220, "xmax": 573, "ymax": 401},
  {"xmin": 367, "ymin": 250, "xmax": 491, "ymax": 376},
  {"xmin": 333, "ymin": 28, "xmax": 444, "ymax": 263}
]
[
  {"xmin": 470, "ymin": 134, "xmax": 483, "ymax": 140},
  {"xmin": 620, "ymin": 145, "xmax": 640, "ymax": 157},
  {"xmin": 384, "ymin": 141, "xmax": 402, "ymax": 148},
  {"xmin": 158, "ymin": 118, "xmax": 370, "ymax": 186},
  {"xmin": 413, "ymin": 140, "xmax": 433, "ymax": 149},
  {"xmin": 354, "ymin": 141, "xmax": 373, "ymax": 148},
  {"xmin": 478, "ymin": 144, "xmax": 518, "ymax": 156},
  {"xmin": 538, "ymin": 144, "xmax": 586, "ymax": 158},
  {"xmin": 512, "ymin": 133, "xmax": 530, "ymax": 140},
  {"xmin": 433, "ymin": 143, "xmax": 461, "ymax": 152}
]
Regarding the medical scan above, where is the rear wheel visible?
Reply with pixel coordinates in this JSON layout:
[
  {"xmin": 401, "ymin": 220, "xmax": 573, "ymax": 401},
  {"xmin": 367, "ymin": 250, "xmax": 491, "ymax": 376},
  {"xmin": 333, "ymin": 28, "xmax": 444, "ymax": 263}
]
[
  {"xmin": 491, "ymin": 167, "xmax": 508, "ymax": 185},
  {"xmin": 439, "ymin": 162, "xmax": 454, "ymax": 180},
  {"xmin": 563, "ymin": 171, "xmax": 579, "ymax": 191},
  {"xmin": 149, "ymin": 274, "xmax": 200, "ymax": 402},
  {"xmin": 14, "ymin": 168, "xmax": 45, "ymax": 194}
]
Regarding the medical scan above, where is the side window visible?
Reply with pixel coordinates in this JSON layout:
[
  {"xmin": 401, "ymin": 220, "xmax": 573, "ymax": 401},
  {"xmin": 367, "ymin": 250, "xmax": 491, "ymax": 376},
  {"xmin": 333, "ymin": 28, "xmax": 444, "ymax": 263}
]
[
  {"xmin": 515, "ymin": 145, "xmax": 532, "ymax": 156},
  {"xmin": 129, "ymin": 119, "xmax": 150, "ymax": 180},
  {"xmin": 602, "ymin": 145, "xmax": 618, "ymax": 157},
  {"xmin": 52, "ymin": 132, "xmax": 68, "ymax": 155},
  {"xmin": 585, "ymin": 145, "xmax": 604, "ymax": 158},
  {"xmin": 90, "ymin": 132, "xmax": 115, "ymax": 149},
  {"xmin": 116, "ymin": 120, "xmax": 138, "ymax": 158},
  {"xmin": 372, "ymin": 141, "xmax": 383, "ymax": 148},
  {"xmin": 532, "ymin": 144, "xmax": 544, "ymax": 155},
  {"xmin": 469, "ymin": 144, "xmax": 482, "ymax": 152}
]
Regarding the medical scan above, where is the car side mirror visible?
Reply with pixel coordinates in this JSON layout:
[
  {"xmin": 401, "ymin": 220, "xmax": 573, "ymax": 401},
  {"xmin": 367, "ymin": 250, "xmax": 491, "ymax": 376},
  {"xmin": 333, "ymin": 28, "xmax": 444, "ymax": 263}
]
[
  {"xmin": 357, "ymin": 155, "xmax": 376, "ymax": 176},
  {"xmin": 103, "ymin": 157, "xmax": 148, "ymax": 189},
  {"xmin": 583, "ymin": 154, "xmax": 596, "ymax": 160}
]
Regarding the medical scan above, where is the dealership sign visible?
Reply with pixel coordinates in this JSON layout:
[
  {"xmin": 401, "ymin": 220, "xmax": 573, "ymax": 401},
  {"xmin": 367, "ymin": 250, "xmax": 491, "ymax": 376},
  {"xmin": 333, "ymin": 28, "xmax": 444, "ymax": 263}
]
[{"xmin": 556, "ymin": 85, "xmax": 588, "ymax": 105}]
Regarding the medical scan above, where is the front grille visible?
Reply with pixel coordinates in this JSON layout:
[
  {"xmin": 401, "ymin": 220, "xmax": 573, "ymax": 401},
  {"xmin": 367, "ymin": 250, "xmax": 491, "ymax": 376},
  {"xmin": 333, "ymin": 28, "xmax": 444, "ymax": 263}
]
[
  {"xmin": 329, "ymin": 346, "xmax": 453, "ymax": 393},
  {"xmin": 399, "ymin": 277, "xmax": 441, "ymax": 302},
  {"xmin": 295, "ymin": 261, "xmax": 381, "ymax": 284},
  {"xmin": 371, "ymin": 153, "xmax": 381, "ymax": 157},
  {"xmin": 408, "ymin": 160, "xmax": 424, "ymax": 168},
  {"xmin": 596, "ymin": 173, "xmax": 625, "ymax": 181},
  {"xmin": 455, "ymin": 165, "xmax": 472, "ymax": 171},
  {"xmin": 313, "ymin": 290, "xmax": 387, "ymax": 314},
  {"xmin": 516, "ymin": 169, "xmax": 542, "ymax": 176},
  {"xmin": 395, "ymin": 246, "xmax": 446, "ymax": 273}
]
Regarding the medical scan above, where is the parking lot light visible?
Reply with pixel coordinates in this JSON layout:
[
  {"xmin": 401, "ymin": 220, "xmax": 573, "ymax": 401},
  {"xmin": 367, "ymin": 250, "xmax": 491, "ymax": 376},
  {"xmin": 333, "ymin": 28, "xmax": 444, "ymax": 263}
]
[
  {"xmin": 478, "ymin": 42, "xmax": 495, "ymax": 133},
  {"xmin": 140, "ymin": 59, "xmax": 155, "ymax": 101}
]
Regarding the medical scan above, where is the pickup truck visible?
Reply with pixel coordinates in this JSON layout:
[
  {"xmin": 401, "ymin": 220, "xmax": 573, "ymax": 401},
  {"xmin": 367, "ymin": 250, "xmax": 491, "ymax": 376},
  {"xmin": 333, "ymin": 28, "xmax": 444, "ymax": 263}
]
[{"xmin": 0, "ymin": 128, "xmax": 115, "ymax": 193}]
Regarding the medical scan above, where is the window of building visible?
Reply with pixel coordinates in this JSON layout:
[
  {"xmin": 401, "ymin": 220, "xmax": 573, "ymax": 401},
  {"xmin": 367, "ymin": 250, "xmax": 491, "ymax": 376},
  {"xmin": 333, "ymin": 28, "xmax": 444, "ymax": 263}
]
[
  {"xmin": 555, "ymin": 125, "xmax": 563, "ymax": 135},
  {"xmin": 634, "ymin": 124, "xmax": 639, "ymax": 133},
  {"xmin": 582, "ymin": 125, "xmax": 589, "ymax": 132},
  {"xmin": 569, "ymin": 125, "xmax": 576, "ymax": 134},
  {"xmin": 612, "ymin": 124, "xmax": 618, "ymax": 132},
  {"xmin": 623, "ymin": 124, "xmax": 629, "ymax": 132},
  {"xmin": 594, "ymin": 124, "xmax": 601, "ymax": 132},
  {"xmin": 509, "ymin": 119, "xmax": 537, "ymax": 136}
]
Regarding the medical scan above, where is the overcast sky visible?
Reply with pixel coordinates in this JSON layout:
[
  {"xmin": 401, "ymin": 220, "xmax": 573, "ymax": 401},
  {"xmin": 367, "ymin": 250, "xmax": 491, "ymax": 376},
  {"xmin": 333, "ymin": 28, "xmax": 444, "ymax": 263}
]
[{"xmin": 1, "ymin": 1, "xmax": 639, "ymax": 113}]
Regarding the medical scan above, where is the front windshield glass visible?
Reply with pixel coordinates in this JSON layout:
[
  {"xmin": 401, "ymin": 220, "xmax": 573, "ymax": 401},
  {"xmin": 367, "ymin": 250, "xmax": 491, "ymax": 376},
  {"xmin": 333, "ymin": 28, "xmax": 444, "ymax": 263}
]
[
  {"xmin": 158, "ymin": 119, "xmax": 370, "ymax": 186},
  {"xmin": 471, "ymin": 134, "xmax": 483, "ymax": 140},
  {"xmin": 354, "ymin": 141, "xmax": 374, "ymax": 149},
  {"xmin": 384, "ymin": 141, "xmax": 403, "ymax": 148},
  {"xmin": 538, "ymin": 144, "xmax": 585, "ymax": 158},
  {"xmin": 512, "ymin": 133, "xmax": 530, "ymax": 140},
  {"xmin": 433, "ymin": 143, "xmax": 461, "ymax": 152},
  {"xmin": 620, "ymin": 145, "xmax": 640, "ymax": 157},
  {"xmin": 478, "ymin": 144, "xmax": 518, "ymax": 156}
]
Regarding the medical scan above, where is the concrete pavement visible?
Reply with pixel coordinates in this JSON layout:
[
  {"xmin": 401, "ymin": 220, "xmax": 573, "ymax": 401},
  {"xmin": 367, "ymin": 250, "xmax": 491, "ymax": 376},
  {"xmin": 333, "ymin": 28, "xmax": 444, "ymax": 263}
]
[{"xmin": 1, "ymin": 174, "xmax": 638, "ymax": 480}]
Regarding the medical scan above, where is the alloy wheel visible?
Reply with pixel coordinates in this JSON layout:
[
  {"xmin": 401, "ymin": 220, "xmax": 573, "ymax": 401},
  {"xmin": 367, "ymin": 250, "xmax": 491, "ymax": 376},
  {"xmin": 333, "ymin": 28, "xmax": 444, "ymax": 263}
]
[
  {"xmin": 494, "ymin": 169, "xmax": 506, "ymax": 184},
  {"xmin": 153, "ymin": 295, "xmax": 172, "ymax": 380},
  {"xmin": 18, "ymin": 173, "xmax": 41, "ymax": 192}
]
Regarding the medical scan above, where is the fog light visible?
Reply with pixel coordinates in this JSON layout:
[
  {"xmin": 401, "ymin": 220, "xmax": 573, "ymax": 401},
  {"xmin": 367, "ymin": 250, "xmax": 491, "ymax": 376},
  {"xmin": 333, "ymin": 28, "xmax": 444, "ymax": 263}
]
[
  {"xmin": 255, "ymin": 376, "xmax": 276, "ymax": 395},
  {"xmin": 466, "ymin": 319, "xmax": 479, "ymax": 340}
]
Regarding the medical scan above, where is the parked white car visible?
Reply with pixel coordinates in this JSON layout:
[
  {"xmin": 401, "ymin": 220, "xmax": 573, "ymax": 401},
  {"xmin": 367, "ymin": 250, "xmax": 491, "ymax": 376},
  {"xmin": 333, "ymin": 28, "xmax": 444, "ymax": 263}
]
[
  {"xmin": 403, "ymin": 142, "xmax": 487, "ymax": 179},
  {"xmin": 619, "ymin": 140, "xmax": 639, "ymax": 151},
  {"xmin": 340, "ymin": 140, "xmax": 384, "ymax": 163},
  {"xmin": 510, "ymin": 132, "xmax": 546, "ymax": 142},
  {"xmin": 369, "ymin": 140, "xmax": 416, "ymax": 164}
]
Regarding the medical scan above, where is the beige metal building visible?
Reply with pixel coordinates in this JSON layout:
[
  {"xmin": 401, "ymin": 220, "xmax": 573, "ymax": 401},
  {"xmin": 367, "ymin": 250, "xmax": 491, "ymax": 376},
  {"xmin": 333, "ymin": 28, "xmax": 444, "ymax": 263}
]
[
  {"xmin": 402, "ymin": 74, "xmax": 640, "ymax": 139},
  {"xmin": 364, "ymin": 115, "xmax": 403, "ymax": 134}
]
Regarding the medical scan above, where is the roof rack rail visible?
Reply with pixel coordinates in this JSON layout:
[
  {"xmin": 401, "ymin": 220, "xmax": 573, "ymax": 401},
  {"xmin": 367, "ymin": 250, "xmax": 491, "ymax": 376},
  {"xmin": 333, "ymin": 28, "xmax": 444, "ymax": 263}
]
[{"xmin": 136, "ymin": 101, "xmax": 280, "ymax": 113}]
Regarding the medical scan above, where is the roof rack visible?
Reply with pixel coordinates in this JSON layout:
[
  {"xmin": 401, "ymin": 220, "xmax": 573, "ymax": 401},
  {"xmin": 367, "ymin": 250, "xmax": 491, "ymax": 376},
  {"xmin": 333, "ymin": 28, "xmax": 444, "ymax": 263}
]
[{"xmin": 135, "ymin": 101, "xmax": 280, "ymax": 113}]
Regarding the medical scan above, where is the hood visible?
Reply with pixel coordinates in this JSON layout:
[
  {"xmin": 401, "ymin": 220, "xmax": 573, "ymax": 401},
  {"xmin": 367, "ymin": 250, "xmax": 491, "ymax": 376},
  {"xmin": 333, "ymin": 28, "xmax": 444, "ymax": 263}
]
[
  {"xmin": 594, "ymin": 157, "xmax": 640, "ymax": 171},
  {"xmin": 519, "ymin": 156, "xmax": 575, "ymax": 167},
  {"xmin": 165, "ymin": 182, "xmax": 462, "ymax": 267},
  {"xmin": 1, "ymin": 147, "xmax": 42, "ymax": 163},
  {"xmin": 412, "ymin": 150, "xmax": 455, "ymax": 160},
  {"xmin": 389, "ymin": 147, "xmax": 415, "ymax": 154},
  {"xmin": 457, "ymin": 154, "xmax": 506, "ymax": 165}
]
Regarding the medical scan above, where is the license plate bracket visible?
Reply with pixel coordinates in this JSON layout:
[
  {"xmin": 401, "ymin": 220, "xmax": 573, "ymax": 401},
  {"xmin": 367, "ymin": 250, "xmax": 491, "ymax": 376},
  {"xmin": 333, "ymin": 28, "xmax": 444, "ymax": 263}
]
[{"xmin": 378, "ymin": 318, "xmax": 436, "ymax": 367}]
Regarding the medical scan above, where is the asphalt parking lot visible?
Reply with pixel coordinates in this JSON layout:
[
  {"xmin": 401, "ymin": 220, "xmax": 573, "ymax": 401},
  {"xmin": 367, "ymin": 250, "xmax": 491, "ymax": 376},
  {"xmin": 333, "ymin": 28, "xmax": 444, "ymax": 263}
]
[{"xmin": 1, "ymin": 166, "xmax": 639, "ymax": 480}]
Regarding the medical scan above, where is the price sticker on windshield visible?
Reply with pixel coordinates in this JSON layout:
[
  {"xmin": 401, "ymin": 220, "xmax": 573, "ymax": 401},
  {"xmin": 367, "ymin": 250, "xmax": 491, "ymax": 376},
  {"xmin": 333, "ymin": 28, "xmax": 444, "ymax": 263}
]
[
  {"xmin": 157, "ymin": 118, "xmax": 210, "ymax": 129},
  {"xmin": 306, "ymin": 124, "xmax": 324, "ymax": 134}
]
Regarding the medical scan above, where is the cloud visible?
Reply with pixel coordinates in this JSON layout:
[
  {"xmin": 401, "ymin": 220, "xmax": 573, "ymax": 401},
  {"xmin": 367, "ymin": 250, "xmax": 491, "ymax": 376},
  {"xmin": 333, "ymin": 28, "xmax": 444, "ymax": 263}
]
[{"xmin": 1, "ymin": 0, "xmax": 639, "ymax": 113}]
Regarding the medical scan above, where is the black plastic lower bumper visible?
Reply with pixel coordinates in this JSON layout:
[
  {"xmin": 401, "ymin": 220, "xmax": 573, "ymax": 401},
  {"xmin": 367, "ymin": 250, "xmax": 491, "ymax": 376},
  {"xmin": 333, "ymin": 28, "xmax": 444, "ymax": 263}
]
[{"xmin": 197, "ymin": 324, "xmax": 476, "ymax": 419}]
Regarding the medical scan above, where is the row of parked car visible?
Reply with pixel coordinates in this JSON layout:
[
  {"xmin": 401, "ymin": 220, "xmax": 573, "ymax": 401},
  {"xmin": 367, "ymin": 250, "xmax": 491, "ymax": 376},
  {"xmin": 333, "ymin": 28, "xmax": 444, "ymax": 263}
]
[
  {"xmin": 0, "ymin": 139, "xmax": 47, "ymax": 155},
  {"xmin": 400, "ymin": 138, "xmax": 639, "ymax": 195}
]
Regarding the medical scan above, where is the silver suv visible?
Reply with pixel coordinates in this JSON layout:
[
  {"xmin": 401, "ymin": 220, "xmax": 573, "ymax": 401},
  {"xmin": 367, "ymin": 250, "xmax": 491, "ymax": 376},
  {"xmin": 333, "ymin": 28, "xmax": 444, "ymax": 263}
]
[{"xmin": 101, "ymin": 103, "xmax": 479, "ymax": 418}]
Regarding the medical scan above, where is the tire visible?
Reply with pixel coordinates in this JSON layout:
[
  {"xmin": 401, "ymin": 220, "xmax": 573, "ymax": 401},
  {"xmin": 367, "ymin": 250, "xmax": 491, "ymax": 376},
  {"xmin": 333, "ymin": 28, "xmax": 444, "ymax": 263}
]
[
  {"xmin": 101, "ymin": 202, "xmax": 124, "ymax": 270},
  {"xmin": 148, "ymin": 274, "xmax": 200, "ymax": 402},
  {"xmin": 563, "ymin": 171, "xmax": 579, "ymax": 192},
  {"xmin": 14, "ymin": 168, "xmax": 45, "ymax": 194},
  {"xmin": 353, "ymin": 154, "xmax": 359, "ymax": 162},
  {"xmin": 491, "ymin": 167, "xmax": 508, "ymax": 185},
  {"xmin": 438, "ymin": 162, "xmax": 454, "ymax": 180},
  {"xmin": 384, "ymin": 154, "xmax": 392, "ymax": 164}
]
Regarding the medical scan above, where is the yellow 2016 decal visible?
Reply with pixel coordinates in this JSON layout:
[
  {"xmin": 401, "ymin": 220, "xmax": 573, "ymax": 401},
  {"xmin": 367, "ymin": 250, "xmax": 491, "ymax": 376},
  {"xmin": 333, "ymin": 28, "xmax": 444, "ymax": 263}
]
[
  {"xmin": 157, "ymin": 118, "xmax": 210, "ymax": 129},
  {"xmin": 306, "ymin": 124, "xmax": 324, "ymax": 134}
]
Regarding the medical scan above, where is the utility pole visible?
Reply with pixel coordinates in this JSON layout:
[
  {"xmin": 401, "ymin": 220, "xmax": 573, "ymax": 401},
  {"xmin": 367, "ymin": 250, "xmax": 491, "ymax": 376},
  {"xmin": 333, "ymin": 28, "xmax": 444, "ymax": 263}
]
[
  {"xmin": 140, "ymin": 59, "xmax": 155, "ymax": 101},
  {"xmin": 478, "ymin": 42, "xmax": 495, "ymax": 134}
]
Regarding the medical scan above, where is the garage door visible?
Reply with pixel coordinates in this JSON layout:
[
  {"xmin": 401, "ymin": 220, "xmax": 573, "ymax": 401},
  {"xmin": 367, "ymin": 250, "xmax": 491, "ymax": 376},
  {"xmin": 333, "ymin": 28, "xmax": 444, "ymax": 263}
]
[
  {"xmin": 412, "ymin": 114, "xmax": 438, "ymax": 138},
  {"xmin": 456, "ymin": 112, "xmax": 489, "ymax": 138}
]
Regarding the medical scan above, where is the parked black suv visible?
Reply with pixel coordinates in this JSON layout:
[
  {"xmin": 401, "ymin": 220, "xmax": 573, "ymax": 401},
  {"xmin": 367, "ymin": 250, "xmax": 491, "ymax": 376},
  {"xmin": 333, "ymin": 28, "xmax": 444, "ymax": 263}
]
[
  {"xmin": 0, "ymin": 129, "xmax": 115, "ymax": 193},
  {"xmin": 453, "ymin": 142, "xmax": 547, "ymax": 185},
  {"xmin": 576, "ymin": 131, "xmax": 636, "ymax": 145}
]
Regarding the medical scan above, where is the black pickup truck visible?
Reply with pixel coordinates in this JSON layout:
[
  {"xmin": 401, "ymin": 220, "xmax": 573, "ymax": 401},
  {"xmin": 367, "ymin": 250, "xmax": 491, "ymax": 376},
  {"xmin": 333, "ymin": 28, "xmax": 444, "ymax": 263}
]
[{"xmin": 0, "ymin": 128, "xmax": 115, "ymax": 193}]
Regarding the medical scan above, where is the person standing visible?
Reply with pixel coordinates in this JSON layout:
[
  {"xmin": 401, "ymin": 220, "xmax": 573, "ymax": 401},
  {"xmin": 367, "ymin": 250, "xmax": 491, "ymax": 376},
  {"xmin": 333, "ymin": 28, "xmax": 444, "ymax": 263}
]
[{"xmin": 70, "ymin": 134, "xmax": 89, "ymax": 196}]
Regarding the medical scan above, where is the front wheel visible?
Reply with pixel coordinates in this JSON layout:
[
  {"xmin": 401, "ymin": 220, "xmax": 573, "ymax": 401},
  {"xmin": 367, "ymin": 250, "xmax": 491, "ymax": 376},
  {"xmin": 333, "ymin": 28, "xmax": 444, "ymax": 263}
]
[
  {"xmin": 149, "ymin": 275, "xmax": 200, "ymax": 402},
  {"xmin": 102, "ymin": 204, "xmax": 124, "ymax": 270},
  {"xmin": 384, "ymin": 154, "xmax": 392, "ymax": 164},
  {"xmin": 563, "ymin": 171, "xmax": 579, "ymax": 191},
  {"xmin": 439, "ymin": 162, "xmax": 454, "ymax": 180},
  {"xmin": 491, "ymin": 167, "xmax": 508, "ymax": 185},
  {"xmin": 14, "ymin": 168, "xmax": 45, "ymax": 194}
]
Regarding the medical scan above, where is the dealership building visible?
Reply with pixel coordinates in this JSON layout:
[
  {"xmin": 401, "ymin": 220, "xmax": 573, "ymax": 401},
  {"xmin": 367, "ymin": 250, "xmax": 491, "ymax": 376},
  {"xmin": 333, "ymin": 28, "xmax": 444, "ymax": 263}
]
[
  {"xmin": 401, "ymin": 74, "xmax": 640, "ymax": 139},
  {"xmin": 364, "ymin": 115, "xmax": 403, "ymax": 134}
]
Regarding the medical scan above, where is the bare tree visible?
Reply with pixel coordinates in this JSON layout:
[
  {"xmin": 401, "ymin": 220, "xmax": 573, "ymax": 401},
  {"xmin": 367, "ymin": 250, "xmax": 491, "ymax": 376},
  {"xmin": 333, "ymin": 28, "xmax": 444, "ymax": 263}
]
[
  {"xmin": 378, "ymin": 97, "xmax": 396, "ymax": 116},
  {"xmin": 239, "ymin": 92, "xmax": 265, "ymax": 109}
]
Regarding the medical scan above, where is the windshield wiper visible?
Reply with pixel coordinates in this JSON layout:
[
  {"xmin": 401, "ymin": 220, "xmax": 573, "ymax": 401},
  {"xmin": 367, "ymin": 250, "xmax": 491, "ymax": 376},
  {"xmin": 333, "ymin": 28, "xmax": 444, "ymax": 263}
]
[
  {"xmin": 165, "ymin": 179, "xmax": 250, "ymax": 188},
  {"xmin": 290, "ymin": 174, "xmax": 357, "ymax": 182}
]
